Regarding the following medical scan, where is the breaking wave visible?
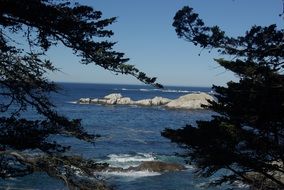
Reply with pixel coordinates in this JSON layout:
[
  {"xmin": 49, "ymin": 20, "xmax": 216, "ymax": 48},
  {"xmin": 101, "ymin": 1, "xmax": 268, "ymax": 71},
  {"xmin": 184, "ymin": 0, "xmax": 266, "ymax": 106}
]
[
  {"xmin": 115, "ymin": 87, "xmax": 215, "ymax": 95},
  {"xmin": 98, "ymin": 170, "xmax": 161, "ymax": 178},
  {"xmin": 96, "ymin": 153, "xmax": 161, "ymax": 178},
  {"xmin": 117, "ymin": 88, "xmax": 202, "ymax": 94},
  {"xmin": 105, "ymin": 153, "xmax": 156, "ymax": 169}
]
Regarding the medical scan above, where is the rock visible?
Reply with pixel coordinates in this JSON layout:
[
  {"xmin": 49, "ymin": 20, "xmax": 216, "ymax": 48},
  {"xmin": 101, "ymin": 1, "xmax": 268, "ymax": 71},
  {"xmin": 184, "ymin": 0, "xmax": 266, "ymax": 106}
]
[
  {"xmin": 90, "ymin": 98, "xmax": 99, "ymax": 103},
  {"xmin": 78, "ymin": 98, "xmax": 90, "ymax": 104},
  {"xmin": 134, "ymin": 97, "xmax": 171, "ymax": 106},
  {"xmin": 117, "ymin": 97, "xmax": 133, "ymax": 105},
  {"xmin": 245, "ymin": 171, "xmax": 284, "ymax": 189},
  {"xmin": 128, "ymin": 161, "xmax": 186, "ymax": 172},
  {"xmin": 97, "ymin": 99, "xmax": 108, "ymax": 104},
  {"xmin": 77, "ymin": 92, "xmax": 214, "ymax": 109},
  {"xmin": 165, "ymin": 93, "xmax": 214, "ymax": 109},
  {"xmin": 98, "ymin": 161, "xmax": 186, "ymax": 173},
  {"xmin": 106, "ymin": 99, "xmax": 117, "ymax": 105},
  {"xmin": 135, "ymin": 99, "xmax": 152, "ymax": 106},
  {"xmin": 151, "ymin": 96, "xmax": 172, "ymax": 106},
  {"xmin": 104, "ymin": 93, "xmax": 122, "ymax": 100},
  {"xmin": 245, "ymin": 161, "xmax": 284, "ymax": 189}
]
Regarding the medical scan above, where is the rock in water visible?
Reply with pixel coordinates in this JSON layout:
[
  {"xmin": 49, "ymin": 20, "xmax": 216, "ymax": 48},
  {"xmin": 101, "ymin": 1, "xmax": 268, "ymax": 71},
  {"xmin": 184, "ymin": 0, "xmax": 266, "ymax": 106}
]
[
  {"xmin": 165, "ymin": 93, "xmax": 214, "ymax": 109},
  {"xmin": 135, "ymin": 99, "xmax": 153, "ymax": 106},
  {"xmin": 117, "ymin": 97, "xmax": 133, "ymax": 105},
  {"xmin": 151, "ymin": 96, "xmax": 172, "ymax": 106},
  {"xmin": 106, "ymin": 99, "xmax": 117, "ymax": 105},
  {"xmin": 104, "ymin": 93, "xmax": 122, "ymax": 100},
  {"xmin": 77, "ymin": 92, "xmax": 214, "ymax": 109},
  {"xmin": 90, "ymin": 98, "xmax": 99, "ymax": 103},
  {"xmin": 129, "ymin": 161, "xmax": 186, "ymax": 172},
  {"xmin": 78, "ymin": 98, "xmax": 90, "ymax": 104},
  {"xmin": 97, "ymin": 161, "xmax": 186, "ymax": 173}
]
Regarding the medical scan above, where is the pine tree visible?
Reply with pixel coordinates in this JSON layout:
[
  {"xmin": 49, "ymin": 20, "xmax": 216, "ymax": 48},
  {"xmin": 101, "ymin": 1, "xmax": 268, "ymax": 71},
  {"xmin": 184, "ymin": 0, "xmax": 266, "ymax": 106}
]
[
  {"xmin": 162, "ymin": 6, "xmax": 284, "ymax": 189},
  {"xmin": 0, "ymin": 0, "xmax": 160, "ymax": 189}
]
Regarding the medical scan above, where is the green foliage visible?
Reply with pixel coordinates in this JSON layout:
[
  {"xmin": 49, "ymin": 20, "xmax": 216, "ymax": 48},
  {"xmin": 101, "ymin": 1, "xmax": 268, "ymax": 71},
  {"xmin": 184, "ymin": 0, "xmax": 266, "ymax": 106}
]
[
  {"xmin": 0, "ymin": 0, "xmax": 160, "ymax": 189},
  {"xmin": 163, "ymin": 6, "xmax": 284, "ymax": 189}
]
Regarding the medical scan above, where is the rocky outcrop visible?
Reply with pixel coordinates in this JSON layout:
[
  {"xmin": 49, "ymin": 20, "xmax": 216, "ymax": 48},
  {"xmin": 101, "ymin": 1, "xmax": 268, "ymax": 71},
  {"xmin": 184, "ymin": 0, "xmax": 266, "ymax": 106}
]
[
  {"xmin": 128, "ymin": 161, "xmax": 186, "ymax": 172},
  {"xmin": 117, "ymin": 97, "xmax": 133, "ymax": 105},
  {"xmin": 245, "ymin": 171, "xmax": 284, "ymax": 189},
  {"xmin": 165, "ymin": 92, "xmax": 214, "ymax": 109},
  {"xmin": 151, "ymin": 96, "xmax": 172, "ymax": 106},
  {"xmin": 98, "ymin": 161, "xmax": 186, "ymax": 173},
  {"xmin": 78, "ymin": 98, "xmax": 91, "ymax": 104},
  {"xmin": 244, "ymin": 161, "xmax": 284, "ymax": 189},
  {"xmin": 135, "ymin": 99, "xmax": 153, "ymax": 106},
  {"xmin": 90, "ymin": 98, "xmax": 99, "ymax": 104},
  {"xmin": 134, "ymin": 97, "xmax": 172, "ymax": 106},
  {"xmin": 104, "ymin": 93, "xmax": 122, "ymax": 100},
  {"xmin": 78, "ymin": 93, "xmax": 133, "ymax": 105},
  {"xmin": 77, "ymin": 93, "xmax": 214, "ymax": 109}
]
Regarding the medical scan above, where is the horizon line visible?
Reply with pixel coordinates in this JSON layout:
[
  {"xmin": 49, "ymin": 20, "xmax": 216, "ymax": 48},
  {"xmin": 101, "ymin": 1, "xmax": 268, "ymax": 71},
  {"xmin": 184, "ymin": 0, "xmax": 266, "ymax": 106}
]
[{"xmin": 54, "ymin": 81, "xmax": 212, "ymax": 88}]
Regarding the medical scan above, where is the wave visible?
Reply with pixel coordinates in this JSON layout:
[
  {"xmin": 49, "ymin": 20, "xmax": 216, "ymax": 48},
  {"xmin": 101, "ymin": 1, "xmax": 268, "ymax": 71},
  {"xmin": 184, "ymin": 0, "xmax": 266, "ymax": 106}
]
[
  {"xmin": 117, "ymin": 88, "xmax": 205, "ymax": 94},
  {"xmin": 96, "ymin": 153, "xmax": 160, "ymax": 178},
  {"xmin": 233, "ymin": 181, "xmax": 250, "ymax": 189},
  {"xmin": 106, "ymin": 153, "xmax": 155, "ymax": 168},
  {"xmin": 67, "ymin": 101, "xmax": 77, "ymax": 104},
  {"xmin": 96, "ymin": 153, "xmax": 197, "ymax": 180},
  {"xmin": 120, "ymin": 88, "xmax": 152, "ymax": 92},
  {"xmin": 108, "ymin": 153, "xmax": 155, "ymax": 162},
  {"xmin": 98, "ymin": 170, "xmax": 161, "ymax": 178}
]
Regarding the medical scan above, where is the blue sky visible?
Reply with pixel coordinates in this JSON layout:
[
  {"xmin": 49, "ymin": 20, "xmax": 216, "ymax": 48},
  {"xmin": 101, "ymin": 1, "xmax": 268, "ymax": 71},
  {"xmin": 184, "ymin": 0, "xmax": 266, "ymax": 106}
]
[{"xmin": 48, "ymin": 0, "xmax": 283, "ymax": 87}]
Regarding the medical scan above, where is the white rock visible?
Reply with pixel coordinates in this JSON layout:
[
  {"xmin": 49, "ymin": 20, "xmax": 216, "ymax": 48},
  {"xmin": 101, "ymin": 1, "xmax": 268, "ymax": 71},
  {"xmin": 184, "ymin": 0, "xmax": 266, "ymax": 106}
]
[
  {"xmin": 97, "ymin": 99, "xmax": 108, "ymax": 104},
  {"xmin": 151, "ymin": 96, "xmax": 172, "ymax": 106},
  {"xmin": 78, "ymin": 93, "xmax": 214, "ymax": 109},
  {"xmin": 90, "ymin": 98, "xmax": 99, "ymax": 103},
  {"xmin": 135, "ymin": 99, "xmax": 152, "ymax": 106},
  {"xmin": 104, "ymin": 93, "xmax": 122, "ymax": 100},
  {"xmin": 165, "ymin": 93, "xmax": 214, "ymax": 109},
  {"xmin": 106, "ymin": 99, "xmax": 117, "ymax": 105},
  {"xmin": 78, "ymin": 98, "xmax": 90, "ymax": 104},
  {"xmin": 117, "ymin": 97, "xmax": 133, "ymax": 105}
]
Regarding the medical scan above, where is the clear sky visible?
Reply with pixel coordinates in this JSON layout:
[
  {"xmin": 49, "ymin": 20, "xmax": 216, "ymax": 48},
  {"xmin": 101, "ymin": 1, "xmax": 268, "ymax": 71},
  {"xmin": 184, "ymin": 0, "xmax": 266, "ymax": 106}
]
[{"xmin": 47, "ymin": 0, "xmax": 283, "ymax": 87}]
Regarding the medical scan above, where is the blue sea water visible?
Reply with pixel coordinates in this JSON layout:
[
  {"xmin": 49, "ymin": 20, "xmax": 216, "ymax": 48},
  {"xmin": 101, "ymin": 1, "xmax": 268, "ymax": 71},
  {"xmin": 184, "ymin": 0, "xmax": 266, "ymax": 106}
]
[{"xmin": 0, "ymin": 83, "xmax": 247, "ymax": 190}]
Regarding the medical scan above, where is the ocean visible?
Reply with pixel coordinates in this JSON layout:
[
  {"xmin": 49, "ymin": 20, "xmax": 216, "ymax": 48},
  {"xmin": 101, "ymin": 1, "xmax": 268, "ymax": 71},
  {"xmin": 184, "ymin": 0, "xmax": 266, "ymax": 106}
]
[{"xmin": 0, "ymin": 83, "xmax": 247, "ymax": 190}]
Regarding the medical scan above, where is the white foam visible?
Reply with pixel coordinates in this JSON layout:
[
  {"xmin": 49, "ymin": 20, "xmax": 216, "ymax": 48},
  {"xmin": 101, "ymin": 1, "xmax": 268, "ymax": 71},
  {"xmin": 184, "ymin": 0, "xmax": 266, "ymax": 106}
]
[
  {"xmin": 98, "ymin": 170, "xmax": 161, "ymax": 178},
  {"xmin": 195, "ymin": 182, "xmax": 208, "ymax": 188},
  {"xmin": 161, "ymin": 89, "xmax": 190, "ymax": 93},
  {"xmin": 184, "ymin": 165, "xmax": 195, "ymax": 170},
  {"xmin": 108, "ymin": 153, "xmax": 155, "ymax": 163},
  {"xmin": 139, "ymin": 88, "xmax": 150, "ymax": 92},
  {"xmin": 67, "ymin": 101, "xmax": 77, "ymax": 104},
  {"xmin": 233, "ymin": 180, "xmax": 250, "ymax": 189},
  {"xmin": 116, "ymin": 88, "xmax": 202, "ymax": 94},
  {"xmin": 105, "ymin": 153, "xmax": 156, "ymax": 169}
]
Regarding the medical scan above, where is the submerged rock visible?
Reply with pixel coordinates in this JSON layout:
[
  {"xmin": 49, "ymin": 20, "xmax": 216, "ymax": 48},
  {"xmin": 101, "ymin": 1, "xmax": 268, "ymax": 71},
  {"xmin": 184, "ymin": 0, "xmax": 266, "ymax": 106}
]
[{"xmin": 165, "ymin": 92, "xmax": 214, "ymax": 109}]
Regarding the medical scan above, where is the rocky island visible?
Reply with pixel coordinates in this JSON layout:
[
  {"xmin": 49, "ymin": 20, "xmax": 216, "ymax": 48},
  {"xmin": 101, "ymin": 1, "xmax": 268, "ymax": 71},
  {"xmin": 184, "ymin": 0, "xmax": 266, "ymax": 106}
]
[{"xmin": 77, "ymin": 92, "xmax": 215, "ymax": 109}]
